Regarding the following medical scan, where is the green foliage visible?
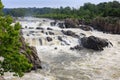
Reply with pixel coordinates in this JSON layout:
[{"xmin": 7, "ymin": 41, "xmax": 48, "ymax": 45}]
[
  {"xmin": 0, "ymin": 1, "xmax": 32, "ymax": 77},
  {"xmin": 3, "ymin": 1, "xmax": 120, "ymax": 20},
  {"xmin": 0, "ymin": 0, "xmax": 3, "ymax": 16}
]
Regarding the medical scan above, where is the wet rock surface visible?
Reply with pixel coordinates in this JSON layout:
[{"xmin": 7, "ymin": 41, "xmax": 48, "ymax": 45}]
[
  {"xmin": 61, "ymin": 30, "xmax": 79, "ymax": 38},
  {"xmin": 81, "ymin": 36, "xmax": 112, "ymax": 51},
  {"xmin": 46, "ymin": 37, "xmax": 53, "ymax": 42},
  {"xmin": 70, "ymin": 45, "xmax": 83, "ymax": 51},
  {"xmin": 79, "ymin": 25, "xmax": 92, "ymax": 31}
]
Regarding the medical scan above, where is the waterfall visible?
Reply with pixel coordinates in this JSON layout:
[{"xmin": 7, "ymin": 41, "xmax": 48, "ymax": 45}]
[{"xmin": 4, "ymin": 17, "xmax": 120, "ymax": 80}]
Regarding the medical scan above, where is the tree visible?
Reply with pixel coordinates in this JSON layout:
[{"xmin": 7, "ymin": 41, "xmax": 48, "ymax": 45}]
[{"xmin": 0, "ymin": 0, "xmax": 32, "ymax": 77}]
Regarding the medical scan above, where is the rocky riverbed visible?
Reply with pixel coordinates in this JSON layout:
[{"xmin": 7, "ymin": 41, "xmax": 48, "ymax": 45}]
[{"xmin": 3, "ymin": 17, "xmax": 120, "ymax": 80}]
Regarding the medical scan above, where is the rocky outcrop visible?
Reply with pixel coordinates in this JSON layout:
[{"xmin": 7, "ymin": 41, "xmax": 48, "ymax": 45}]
[
  {"xmin": 81, "ymin": 36, "xmax": 112, "ymax": 51},
  {"xmin": 79, "ymin": 25, "xmax": 92, "ymax": 31},
  {"xmin": 91, "ymin": 17, "xmax": 120, "ymax": 34},
  {"xmin": 20, "ymin": 36, "xmax": 42, "ymax": 70},
  {"xmin": 61, "ymin": 30, "xmax": 79, "ymax": 38},
  {"xmin": 64, "ymin": 19, "xmax": 79, "ymax": 28}
]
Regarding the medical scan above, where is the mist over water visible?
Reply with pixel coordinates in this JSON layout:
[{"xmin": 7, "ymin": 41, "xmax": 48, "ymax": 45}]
[{"xmin": 4, "ymin": 17, "xmax": 120, "ymax": 80}]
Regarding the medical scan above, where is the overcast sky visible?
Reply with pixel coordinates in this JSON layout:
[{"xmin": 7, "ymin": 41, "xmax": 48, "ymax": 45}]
[{"xmin": 1, "ymin": 0, "xmax": 120, "ymax": 8}]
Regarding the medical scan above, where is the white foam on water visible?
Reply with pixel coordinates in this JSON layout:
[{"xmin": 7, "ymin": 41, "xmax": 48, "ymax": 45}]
[{"xmin": 3, "ymin": 17, "xmax": 120, "ymax": 80}]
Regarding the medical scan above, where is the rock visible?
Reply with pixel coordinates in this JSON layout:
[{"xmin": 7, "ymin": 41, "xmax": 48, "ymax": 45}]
[
  {"xmin": 29, "ymin": 31, "xmax": 35, "ymax": 34},
  {"xmin": 43, "ymin": 20, "xmax": 46, "ymax": 22},
  {"xmin": 61, "ymin": 30, "xmax": 79, "ymax": 38},
  {"xmin": 47, "ymin": 27, "xmax": 53, "ymax": 30},
  {"xmin": 58, "ymin": 22, "xmax": 65, "ymax": 28},
  {"xmin": 49, "ymin": 31, "xmax": 54, "ymax": 35},
  {"xmin": 50, "ymin": 22, "xmax": 56, "ymax": 26},
  {"xmin": 36, "ymin": 27, "xmax": 44, "ymax": 30},
  {"xmin": 58, "ymin": 36, "xmax": 63, "ymax": 41},
  {"xmin": 79, "ymin": 25, "xmax": 92, "ymax": 31},
  {"xmin": 54, "ymin": 47, "xmax": 57, "ymax": 50},
  {"xmin": 41, "ymin": 30, "xmax": 44, "ymax": 33},
  {"xmin": 20, "ymin": 36, "xmax": 42, "ymax": 70},
  {"xmin": 64, "ymin": 19, "xmax": 79, "ymax": 28},
  {"xmin": 39, "ymin": 38, "xmax": 42, "ymax": 45},
  {"xmin": 0, "ymin": 76, "xmax": 4, "ymax": 80},
  {"xmin": 81, "ymin": 36, "xmax": 113, "ymax": 51},
  {"xmin": 27, "ymin": 34, "xmax": 29, "ymax": 36},
  {"xmin": 70, "ymin": 45, "xmax": 83, "ymax": 51},
  {"xmin": 58, "ymin": 36, "xmax": 70, "ymax": 45},
  {"xmin": 29, "ymin": 27, "xmax": 34, "ymax": 29},
  {"xmin": 46, "ymin": 32, "xmax": 48, "ymax": 35},
  {"xmin": 91, "ymin": 17, "xmax": 120, "ymax": 34},
  {"xmin": 46, "ymin": 37, "xmax": 52, "ymax": 42},
  {"xmin": 80, "ymin": 33, "xmax": 86, "ymax": 37},
  {"xmin": 25, "ymin": 26, "xmax": 27, "ymax": 28}
]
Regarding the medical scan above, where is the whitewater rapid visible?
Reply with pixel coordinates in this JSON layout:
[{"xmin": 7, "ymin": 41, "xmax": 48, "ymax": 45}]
[{"xmin": 3, "ymin": 17, "xmax": 120, "ymax": 80}]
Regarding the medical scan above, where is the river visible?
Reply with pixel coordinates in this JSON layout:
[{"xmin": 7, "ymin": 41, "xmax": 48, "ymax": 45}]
[{"xmin": 3, "ymin": 17, "xmax": 120, "ymax": 80}]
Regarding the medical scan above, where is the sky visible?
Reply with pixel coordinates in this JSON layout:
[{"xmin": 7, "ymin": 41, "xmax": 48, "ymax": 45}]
[{"xmin": 1, "ymin": 0, "xmax": 120, "ymax": 8}]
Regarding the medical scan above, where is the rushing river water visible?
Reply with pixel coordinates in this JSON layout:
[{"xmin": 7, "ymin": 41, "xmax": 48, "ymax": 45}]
[{"xmin": 3, "ymin": 17, "xmax": 120, "ymax": 80}]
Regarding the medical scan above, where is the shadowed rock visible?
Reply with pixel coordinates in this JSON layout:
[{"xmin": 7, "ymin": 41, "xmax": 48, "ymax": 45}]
[
  {"xmin": 58, "ymin": 22, "xmax": 65, "ymax": 28},
  {"xmin": 61, "ymin": 30, "xmax": 79, "ymax": 38},
  {"xmin": 49, "ymin": 31, "xmax": 54, "ymax": 35},
  {"xmin": 70, "ymin": 45, "xmax": 83, "ymax": 51},
  {"xmin": 81, "ymin": 36, "xmax": 113, "ymax": 51},
  {"xmin": 50, "ymin": 22, "xmax": 56, "ymax": 26},
  {"xmin": 47, "ymin": 27, "xmax": 53, "ymax": 30},
  {"xmin": 20, "ymin": 36, "xmax": 42, "ymax": 70},
  {"xmin": 36, "ymin": 27, "xmax": 44, "ymax": 30},
  {"xmin": 79, "ymin": 25, "xmax": 92, "ymax": 31},
  {"xmin": 46, "ymin": 37, "xmax": 52, "ymax": 42}
]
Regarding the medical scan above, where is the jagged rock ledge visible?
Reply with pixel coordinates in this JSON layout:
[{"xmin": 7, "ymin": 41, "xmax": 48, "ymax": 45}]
[{"xmin": 20, "ymin": 36, "xmax": 42, "ymax": 70}]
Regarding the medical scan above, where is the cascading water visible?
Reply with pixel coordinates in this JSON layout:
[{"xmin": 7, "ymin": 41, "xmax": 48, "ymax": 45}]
[{"xmin": 3, "ymin": 17, "xmax": 120, "ymax": 80}]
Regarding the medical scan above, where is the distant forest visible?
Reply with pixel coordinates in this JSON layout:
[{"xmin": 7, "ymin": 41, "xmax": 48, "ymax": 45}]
[{"xmin": 3, "ymin": 1, "xmax": 120, "ymax": 20}]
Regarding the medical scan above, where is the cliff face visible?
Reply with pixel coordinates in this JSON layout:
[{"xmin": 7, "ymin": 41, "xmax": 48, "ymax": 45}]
[
  {"xmin": 20, "ymin": 36, "xmax": 42, "ymax": 70},
  {"xmin": 64, "ymin": 18, "xmax": 120, "ymax": 34},
  {"xmin": 90, "ymin": 17, "xmax": 120, "ymax": 34}
]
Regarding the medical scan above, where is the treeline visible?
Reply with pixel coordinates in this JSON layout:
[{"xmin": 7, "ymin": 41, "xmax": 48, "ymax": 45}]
[
  {"xmin": 3, "ymin": 1, "xmax": 120, "ymax": 34},
  {"xmin": 3, "ymin": 1, "xmax": 120, "ymax": 20}
]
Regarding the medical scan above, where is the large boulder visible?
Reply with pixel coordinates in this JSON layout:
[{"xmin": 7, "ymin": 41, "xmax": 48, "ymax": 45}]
[{"xmin": 81, "ymin": 36, "xmax": 112, "ymax": 51}]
